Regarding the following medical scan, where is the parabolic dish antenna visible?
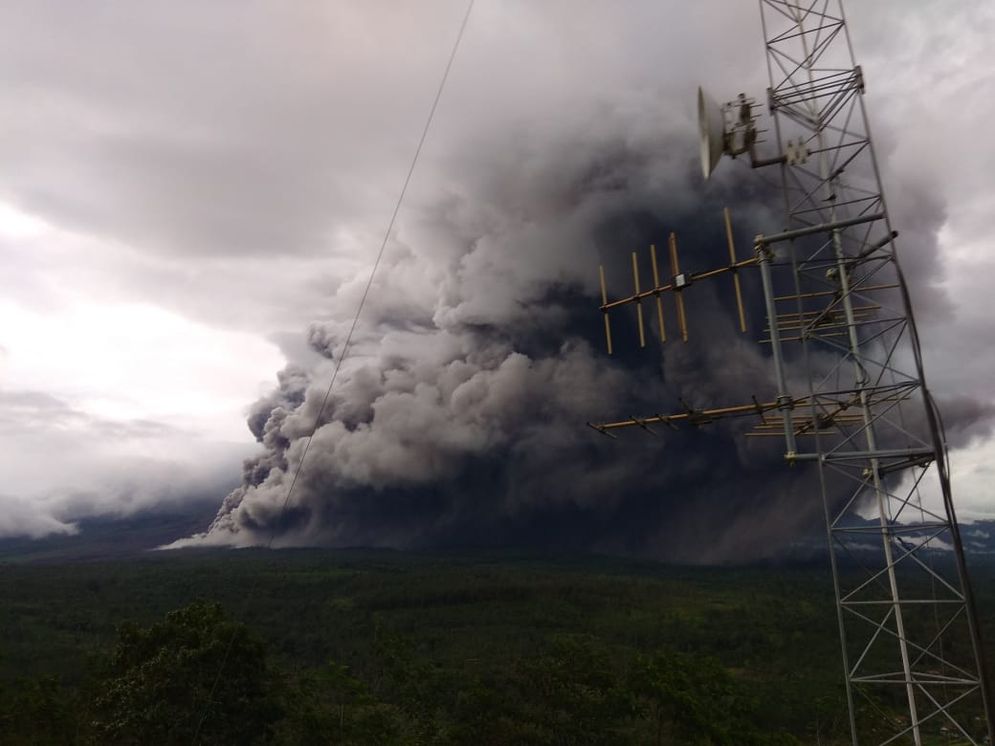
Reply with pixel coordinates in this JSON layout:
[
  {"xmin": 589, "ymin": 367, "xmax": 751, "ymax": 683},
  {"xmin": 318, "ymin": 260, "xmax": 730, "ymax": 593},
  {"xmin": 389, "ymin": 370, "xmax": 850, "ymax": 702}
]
[{"xmin": 698, "ymin": 86, "xmax": 725, "ymax": 180}]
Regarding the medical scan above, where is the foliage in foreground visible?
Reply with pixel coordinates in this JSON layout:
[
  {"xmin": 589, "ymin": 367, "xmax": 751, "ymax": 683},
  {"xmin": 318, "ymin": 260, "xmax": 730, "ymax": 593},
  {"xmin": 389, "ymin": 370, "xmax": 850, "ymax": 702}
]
[
  {"xmin": 1, "ymin": 601, "xmax": 798, "ymax": 745},
  {"xmin": 3, "ymin": 551, "xmax": 992, "ymax": 743},
  {"xmin": 90, "ymin": 601, "xmax": 279, "ymax": 744}
]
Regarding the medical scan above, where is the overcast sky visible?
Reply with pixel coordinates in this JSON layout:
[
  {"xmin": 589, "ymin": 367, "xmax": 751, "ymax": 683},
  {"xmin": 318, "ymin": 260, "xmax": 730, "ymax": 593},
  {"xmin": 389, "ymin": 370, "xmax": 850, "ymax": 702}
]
[{"xmin": 0, "ymin": 1, "xmax": 993, "ymax": 552}]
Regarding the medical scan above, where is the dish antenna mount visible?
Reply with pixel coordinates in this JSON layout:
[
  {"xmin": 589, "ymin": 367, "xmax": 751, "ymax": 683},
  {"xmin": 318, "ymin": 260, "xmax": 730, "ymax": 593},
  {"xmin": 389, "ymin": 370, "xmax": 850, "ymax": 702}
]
[{"xmin": 698, "ymin": 86, "xmax": 804, "ymax": 179}]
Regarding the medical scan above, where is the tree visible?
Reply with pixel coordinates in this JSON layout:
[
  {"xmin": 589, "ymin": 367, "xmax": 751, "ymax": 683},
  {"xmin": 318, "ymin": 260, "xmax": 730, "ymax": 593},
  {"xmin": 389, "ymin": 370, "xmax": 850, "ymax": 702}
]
[
  {"xmin": 274, "ymin": 661, "xmax": 407, "ymax": 746},
  {"xmin": 629, "ymin": 650, "xmax": 798, "ymax": 746},
  {"xmin": 513, "ymin": 634, "xmax": 635, "ymax": 745},
  {"xmin": 0, "ymin": 676, "xmax": 77, "ymax": 746},
  {"xmin": 90, "ymin": 601, "xmax": 280, "ymax": 745}
]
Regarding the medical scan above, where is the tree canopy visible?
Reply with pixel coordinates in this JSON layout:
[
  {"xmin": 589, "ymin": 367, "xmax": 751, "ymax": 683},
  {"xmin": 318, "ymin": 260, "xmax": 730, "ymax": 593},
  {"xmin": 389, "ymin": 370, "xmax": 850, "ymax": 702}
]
[{"xmin": 90, "ymin": 601, "xmax": 280, "ymax": 745}]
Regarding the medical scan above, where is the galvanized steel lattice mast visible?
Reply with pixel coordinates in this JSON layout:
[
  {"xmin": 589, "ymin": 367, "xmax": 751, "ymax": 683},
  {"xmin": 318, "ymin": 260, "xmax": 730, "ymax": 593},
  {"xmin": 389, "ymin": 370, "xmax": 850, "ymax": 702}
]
[
  {"xmin": 591, "ymin": 1, "xmax": 994, "ymax": 742},
  {"xmin": 759, "ymin": 1, "xmax": 992, "ymax": 741}
]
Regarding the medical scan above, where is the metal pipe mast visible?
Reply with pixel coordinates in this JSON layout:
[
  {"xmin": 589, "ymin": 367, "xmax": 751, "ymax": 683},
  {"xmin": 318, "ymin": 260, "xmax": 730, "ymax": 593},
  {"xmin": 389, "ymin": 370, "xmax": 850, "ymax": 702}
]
[{"xmin": 758, "ymin": 1, "xmax": 992, "ymax": 742}]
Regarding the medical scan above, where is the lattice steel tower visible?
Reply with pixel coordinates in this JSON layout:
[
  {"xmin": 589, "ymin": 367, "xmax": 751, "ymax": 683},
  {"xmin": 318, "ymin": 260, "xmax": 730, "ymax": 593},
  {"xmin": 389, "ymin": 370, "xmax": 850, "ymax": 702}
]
[{"xmin": 591, "ymin": 2, "xmax": 993, "ymax": 742}]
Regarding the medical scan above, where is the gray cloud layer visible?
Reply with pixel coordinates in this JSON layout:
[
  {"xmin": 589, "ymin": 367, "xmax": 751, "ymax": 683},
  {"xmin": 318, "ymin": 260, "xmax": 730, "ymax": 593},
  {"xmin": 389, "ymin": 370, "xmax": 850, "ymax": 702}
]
[
  {"xmin": 0, "ymin": 2, "xmax": 992, "ymax": 551},
  {"xmin": 178, "ymin": 111, "xmax": 988, "ymax": 559}
]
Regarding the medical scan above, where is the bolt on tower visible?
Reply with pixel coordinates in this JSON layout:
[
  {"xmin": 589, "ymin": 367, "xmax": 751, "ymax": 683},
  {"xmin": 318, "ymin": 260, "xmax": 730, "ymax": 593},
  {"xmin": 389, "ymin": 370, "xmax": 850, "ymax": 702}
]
[{"xmin": 591, "ymin": 2, "xmax": 993, "ymax": 742}]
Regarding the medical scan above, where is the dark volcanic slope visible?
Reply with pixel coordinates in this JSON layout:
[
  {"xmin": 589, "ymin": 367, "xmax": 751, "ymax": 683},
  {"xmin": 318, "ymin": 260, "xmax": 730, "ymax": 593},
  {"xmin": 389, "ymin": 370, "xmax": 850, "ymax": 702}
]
[
  {"xmin": 3, "ymin": 511, "xmax": 993, "ymax": 565},
  {"xmin": 0, "ymin": 508, "xmax": 218, "ymax": 563}
]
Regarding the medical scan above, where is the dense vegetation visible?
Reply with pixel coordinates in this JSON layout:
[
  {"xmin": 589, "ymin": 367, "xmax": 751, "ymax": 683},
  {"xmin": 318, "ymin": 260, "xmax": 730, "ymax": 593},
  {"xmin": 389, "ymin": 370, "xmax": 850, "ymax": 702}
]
[{"xmin": 1, "ymin": 549, "xmax": 992, "ymax": 744}]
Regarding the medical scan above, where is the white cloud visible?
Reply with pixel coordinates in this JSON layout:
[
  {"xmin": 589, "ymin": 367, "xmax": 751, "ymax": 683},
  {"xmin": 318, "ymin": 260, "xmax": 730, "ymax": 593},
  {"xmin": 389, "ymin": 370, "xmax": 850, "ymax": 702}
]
[
  {"xmin": 1, "ymin": 297, "xmax": 281, "ymax": 433},
  {"xmin": 891, "ymin": 434, "xmax": 995, "ymax": 524},
  {"xmin": 0, "ymin": 201, "xmax": 284, "ymax": 534}
]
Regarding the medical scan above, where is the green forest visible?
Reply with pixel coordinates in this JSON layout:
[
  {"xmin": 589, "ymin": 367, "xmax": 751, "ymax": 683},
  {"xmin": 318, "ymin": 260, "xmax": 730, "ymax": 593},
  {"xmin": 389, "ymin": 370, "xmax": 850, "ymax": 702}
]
[{"xmin": 1, "ymin": 549, "xmax": 992, "ymax": 744}]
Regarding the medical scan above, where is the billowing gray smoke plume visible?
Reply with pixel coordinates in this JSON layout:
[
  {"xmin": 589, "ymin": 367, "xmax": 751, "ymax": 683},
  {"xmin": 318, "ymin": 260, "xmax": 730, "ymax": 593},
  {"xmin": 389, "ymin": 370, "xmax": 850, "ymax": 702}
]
[
  {"xmin": 0, "ymin": 2, "xmax": 989, "ymax": 545},
  {"xmin": 177, "ymin": 88, "xmax": 991, "ymax": 563}
]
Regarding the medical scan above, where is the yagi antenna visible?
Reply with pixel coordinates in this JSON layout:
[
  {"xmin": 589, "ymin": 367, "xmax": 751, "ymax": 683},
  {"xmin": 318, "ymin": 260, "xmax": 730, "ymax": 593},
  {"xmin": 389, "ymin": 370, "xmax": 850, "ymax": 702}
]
[{"xmin": 596, "ymin": 208, "xmax": 755, "ymax": 353}]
